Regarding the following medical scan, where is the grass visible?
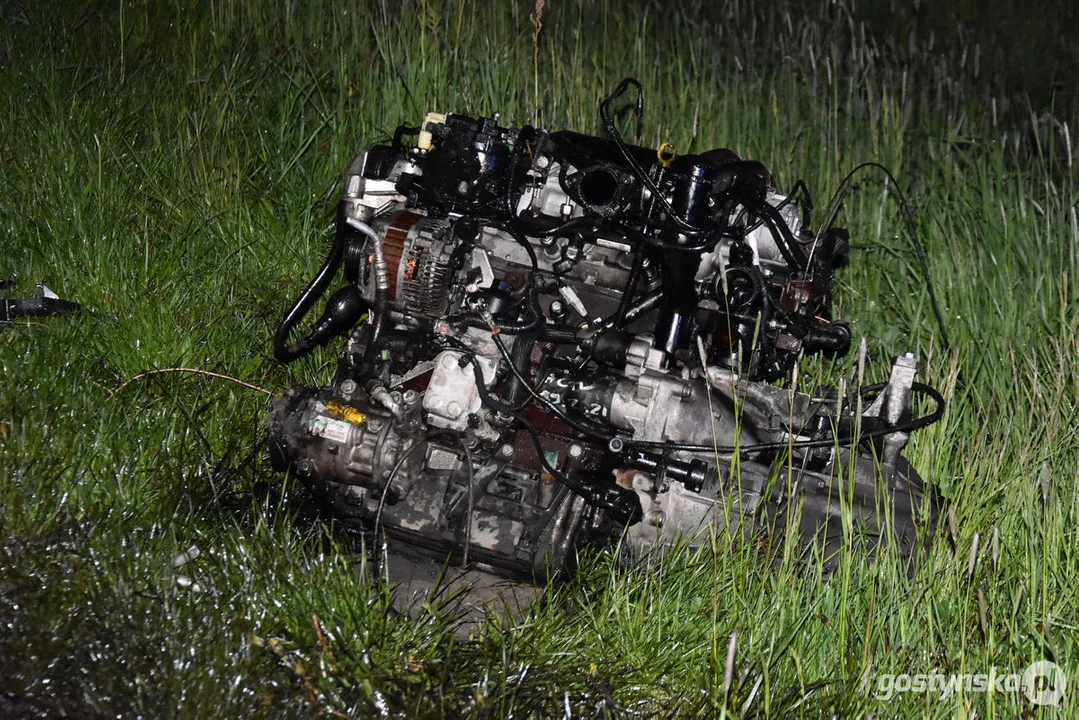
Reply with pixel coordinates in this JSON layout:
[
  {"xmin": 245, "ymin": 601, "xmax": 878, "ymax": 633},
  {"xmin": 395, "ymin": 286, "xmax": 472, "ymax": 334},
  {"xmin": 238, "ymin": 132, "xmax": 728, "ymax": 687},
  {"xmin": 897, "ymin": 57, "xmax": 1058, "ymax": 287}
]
[{"xmin": 1, "ymin": 0, "xmax": 1076, "ymax": 716}]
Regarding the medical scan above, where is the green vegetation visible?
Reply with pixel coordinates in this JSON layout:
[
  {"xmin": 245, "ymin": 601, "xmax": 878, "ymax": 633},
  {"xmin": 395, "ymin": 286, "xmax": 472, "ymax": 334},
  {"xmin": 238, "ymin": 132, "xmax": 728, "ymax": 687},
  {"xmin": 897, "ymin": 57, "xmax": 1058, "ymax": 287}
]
[{"xmin": 1, "ymin": 0, "xmax": 1076, "ymax": 716}]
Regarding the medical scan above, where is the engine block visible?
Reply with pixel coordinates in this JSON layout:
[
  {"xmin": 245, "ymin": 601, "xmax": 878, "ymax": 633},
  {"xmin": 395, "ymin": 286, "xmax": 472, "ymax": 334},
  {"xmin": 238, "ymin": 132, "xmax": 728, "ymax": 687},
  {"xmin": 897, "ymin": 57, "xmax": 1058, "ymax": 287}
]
[{"xmin": 266, "ymin": 80, "xmax": 942, "ymax": 588}]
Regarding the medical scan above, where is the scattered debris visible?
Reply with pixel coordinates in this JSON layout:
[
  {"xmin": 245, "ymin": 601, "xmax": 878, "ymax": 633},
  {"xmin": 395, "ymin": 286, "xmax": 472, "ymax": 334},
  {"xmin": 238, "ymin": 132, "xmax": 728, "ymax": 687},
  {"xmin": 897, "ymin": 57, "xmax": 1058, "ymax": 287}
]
[{"xmin": 1, "ymin": 282, "xmax": 80, "ymax": 322}]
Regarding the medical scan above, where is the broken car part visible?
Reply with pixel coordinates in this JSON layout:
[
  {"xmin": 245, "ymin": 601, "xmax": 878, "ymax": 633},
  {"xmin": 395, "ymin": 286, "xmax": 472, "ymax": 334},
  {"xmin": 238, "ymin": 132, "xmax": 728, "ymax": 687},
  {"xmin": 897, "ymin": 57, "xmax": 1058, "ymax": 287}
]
[
  {"xmin": 1, "ymin": 282, "xmax": 80, "ymax": 322},
  {"xmin": 266, "ymin": 79, "xmax": 943, "ymax": 589}
]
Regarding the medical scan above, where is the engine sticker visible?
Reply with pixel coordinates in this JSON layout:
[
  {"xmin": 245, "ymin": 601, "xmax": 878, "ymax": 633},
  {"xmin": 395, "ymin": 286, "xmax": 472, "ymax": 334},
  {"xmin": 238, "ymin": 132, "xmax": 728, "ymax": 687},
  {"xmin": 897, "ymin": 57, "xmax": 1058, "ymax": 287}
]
[{"xmin": 312, "ymin": 415, "xmax": 351, "ymax": 443}]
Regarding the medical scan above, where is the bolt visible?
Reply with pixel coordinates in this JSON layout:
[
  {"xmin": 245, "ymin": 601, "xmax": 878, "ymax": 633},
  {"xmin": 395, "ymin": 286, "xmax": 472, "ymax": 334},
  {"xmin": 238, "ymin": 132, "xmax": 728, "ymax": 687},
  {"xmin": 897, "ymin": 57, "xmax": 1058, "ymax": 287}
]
[
  {"xmin": 608, "ymin": 437, "xmax": 624, "ymax": 454},
  {"xmin": 499, "ymin": 443, "xmax": 515, "ymax": 458},
  {"xmin": 296, "ymin": 459, "xmax": 314, "ymax": 478},
  {"xmin": 549, "ymin": 299, "xmax": 566, "ymax": 320},
  {"xmin": 568, "ymin": 443, "xmax": 584, "ymax": 458},
  {"xmin": 446, "ymin": 401, "xmax": 463, "ymax": 418},
  {"xmin": 340, "ymin": 379, "xmax": 357, "ymax": 396},
  {"xmin": 402, "ymin": 389, "xmax": 418, "ymax": 405}
]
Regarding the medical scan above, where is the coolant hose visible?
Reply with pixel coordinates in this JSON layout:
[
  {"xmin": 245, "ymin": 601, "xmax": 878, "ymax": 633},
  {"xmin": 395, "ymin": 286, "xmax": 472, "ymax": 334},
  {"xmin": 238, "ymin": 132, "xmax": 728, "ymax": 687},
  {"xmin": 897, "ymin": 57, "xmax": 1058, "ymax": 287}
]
[
  {"xmin": 273, "ymin": 203, "xmax": 349, "ymax": 363},
  {"xmin": 502, "ymin": 330, "xmax": 541, "ymax": 407}
]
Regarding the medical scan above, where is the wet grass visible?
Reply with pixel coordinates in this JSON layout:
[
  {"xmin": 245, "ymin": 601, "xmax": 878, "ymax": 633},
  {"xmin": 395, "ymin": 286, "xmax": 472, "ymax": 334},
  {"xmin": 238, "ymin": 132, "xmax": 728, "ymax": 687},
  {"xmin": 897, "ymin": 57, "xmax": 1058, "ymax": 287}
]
[{"xmin": 1, "ymin": 0, "xmax": 1077, "ymax": 716}]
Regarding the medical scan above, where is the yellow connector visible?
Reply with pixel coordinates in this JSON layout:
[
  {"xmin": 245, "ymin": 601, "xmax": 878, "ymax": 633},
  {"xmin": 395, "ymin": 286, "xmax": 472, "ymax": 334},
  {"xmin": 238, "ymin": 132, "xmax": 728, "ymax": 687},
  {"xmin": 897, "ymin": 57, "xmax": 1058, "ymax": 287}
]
[{"xmin": 326, "ymin": 401, "xmax": 367, "ymax": 425}]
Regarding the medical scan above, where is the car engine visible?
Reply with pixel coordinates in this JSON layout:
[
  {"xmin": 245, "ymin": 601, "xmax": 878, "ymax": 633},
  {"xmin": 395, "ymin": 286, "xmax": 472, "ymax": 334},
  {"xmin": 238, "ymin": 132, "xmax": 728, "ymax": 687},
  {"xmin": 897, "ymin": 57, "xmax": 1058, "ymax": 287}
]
[{"xmin": 266, "ymin": 79, "xmax": 943, "ymax": 586}]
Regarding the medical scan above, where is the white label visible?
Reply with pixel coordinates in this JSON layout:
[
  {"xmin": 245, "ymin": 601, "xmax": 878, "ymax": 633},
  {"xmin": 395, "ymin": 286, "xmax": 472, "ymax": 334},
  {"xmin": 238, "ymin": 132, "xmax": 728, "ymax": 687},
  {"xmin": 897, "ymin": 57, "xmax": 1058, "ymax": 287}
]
[{"xmin": 312, "ymin": 415, "xmax": 351, "ymax": 443}]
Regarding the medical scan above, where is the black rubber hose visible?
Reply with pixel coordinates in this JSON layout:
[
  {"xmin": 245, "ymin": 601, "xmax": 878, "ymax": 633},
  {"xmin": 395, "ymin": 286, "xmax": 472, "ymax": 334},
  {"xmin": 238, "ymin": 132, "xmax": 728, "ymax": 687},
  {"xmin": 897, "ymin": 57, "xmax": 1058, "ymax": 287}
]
[
  {"xmin": 391, "ymin": 124, "xmax": 420, "ymax": 152},
  {"xmin": 621, "ymin": 289, "xmax": 663, "ymax": 324},
  {"xmin": 502, "ymin": 329, "xmax": 541, "ymax": 407},
  {"xmin": 751, "ymin": 196, "xmax": 808, "ymax": 273},
  {"xmin": 612, "ymin": 248, "xmax": 646, "ymax": 328},
  {"xmin": 803, "ymin": 322, "xmax": 851, "ymax": 354},
  {"xmin": 541, "ymin": 325, "xmax": 582, "ymax": 343},
  {"xmin": 273, "ymin": 202, "xmax": 348, "ymax": 363}
]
